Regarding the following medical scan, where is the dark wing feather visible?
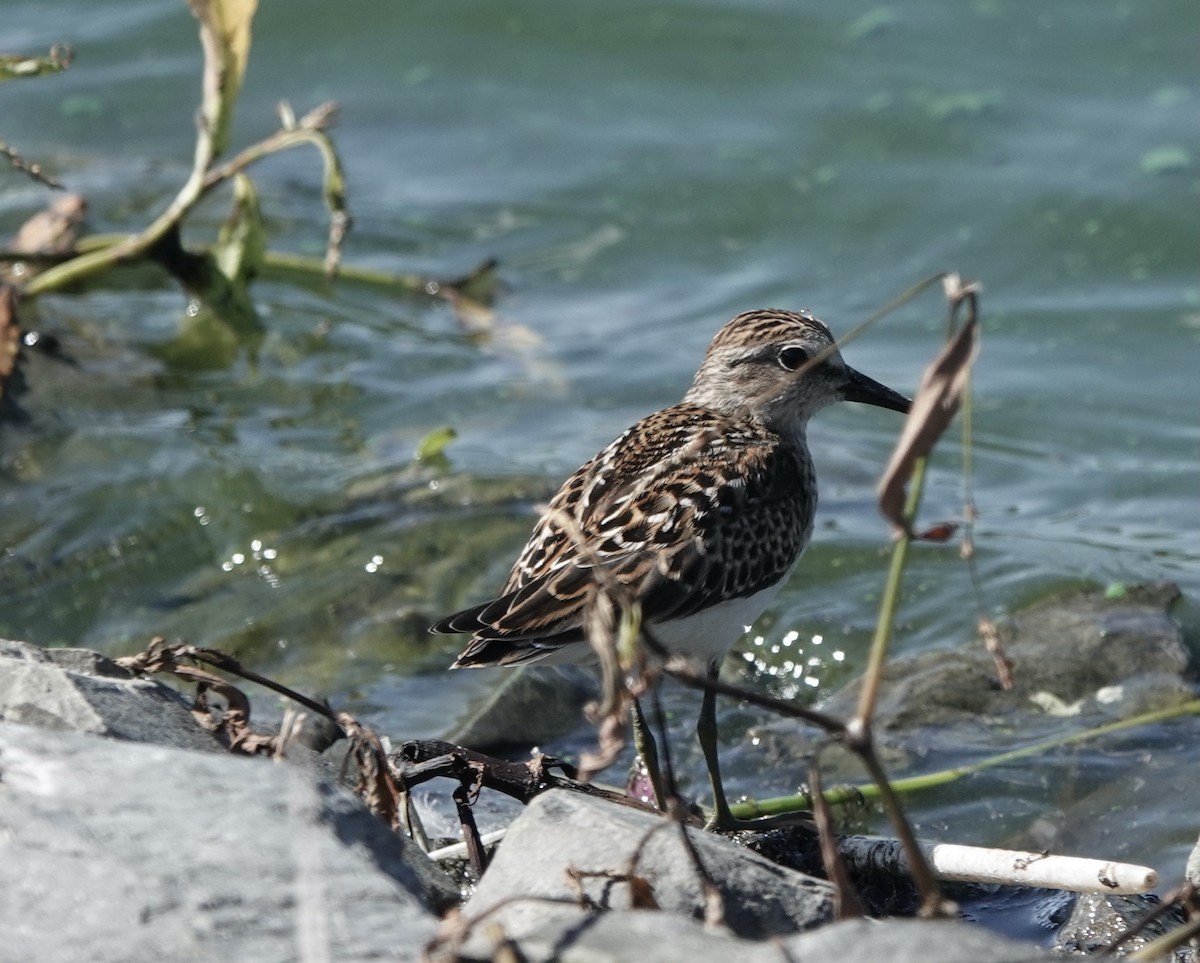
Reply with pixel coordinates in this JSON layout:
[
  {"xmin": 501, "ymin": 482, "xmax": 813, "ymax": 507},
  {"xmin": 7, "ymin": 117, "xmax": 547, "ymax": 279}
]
[{"xmin": 432, "ymin": 403, "xmax": 814, "ymax": 666}]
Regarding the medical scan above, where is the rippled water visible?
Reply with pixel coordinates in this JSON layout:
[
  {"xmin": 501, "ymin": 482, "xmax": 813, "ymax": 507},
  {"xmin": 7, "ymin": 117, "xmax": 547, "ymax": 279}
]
[{"xmin": 4, "ymin": 0, "xmax": 1197, "ymax": 889}]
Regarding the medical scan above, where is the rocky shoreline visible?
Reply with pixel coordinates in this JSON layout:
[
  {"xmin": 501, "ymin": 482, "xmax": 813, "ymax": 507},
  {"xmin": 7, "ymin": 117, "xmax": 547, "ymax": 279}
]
[{"xmin": 1, "ymin": 582, "xmax": 1196, "ymax": 961}]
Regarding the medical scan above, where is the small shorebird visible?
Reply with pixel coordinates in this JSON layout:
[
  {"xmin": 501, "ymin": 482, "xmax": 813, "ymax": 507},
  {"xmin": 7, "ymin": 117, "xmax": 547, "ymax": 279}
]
[{"xmin": 431, "ymin": 308, "xmax": 910, "ymax": 827}]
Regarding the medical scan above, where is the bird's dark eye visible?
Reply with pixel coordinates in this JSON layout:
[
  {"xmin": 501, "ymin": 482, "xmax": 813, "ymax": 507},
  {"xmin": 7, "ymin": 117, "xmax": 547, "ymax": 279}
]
[{"xmin": 777, "ymin": 345, "xmax": 809, "ymax": 371}]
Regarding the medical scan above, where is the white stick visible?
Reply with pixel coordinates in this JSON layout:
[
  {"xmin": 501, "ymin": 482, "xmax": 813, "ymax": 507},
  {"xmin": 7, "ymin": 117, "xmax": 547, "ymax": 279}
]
[
  {"xmin": 928, "ymin": 842, "xmax": 1158, "ymax": 894},
  {"xmin": 426, "ymin": 829, "xmax": 507, "ymax": 862}
]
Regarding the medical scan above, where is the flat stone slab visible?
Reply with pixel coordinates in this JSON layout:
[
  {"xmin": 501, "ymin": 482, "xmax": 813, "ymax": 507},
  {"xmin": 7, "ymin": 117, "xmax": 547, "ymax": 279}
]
[
  {"xmin": 460, "ymin": 789, "xmax": 836, "ymax": 944},
  {"xmin": 827, "ymin": 582, "xmax": 1188, "ymax": 731},
  {"xmin": 0, "ymin": 639, "xmax": 221, "ymax": 752},
  {"xmin": 755, "ymin": 582, "xmax": 1190, "ymax": 773},
  {"xmin": 781, "ymin": 917, "xmax": 1050, "ymax": 962},
  {"xmin": 0, "ymin": 720, "xmax": 458, "ymax": 963},
  {"xmin": 455, "ymin": 906, "xmax": 772, "ymax": 963},
  {"xmin": 452, "ymin": 885, "xmax": 1050, "ymax": 963}
]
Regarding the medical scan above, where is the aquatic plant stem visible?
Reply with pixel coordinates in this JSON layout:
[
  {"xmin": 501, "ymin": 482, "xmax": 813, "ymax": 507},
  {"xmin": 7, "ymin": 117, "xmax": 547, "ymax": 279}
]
[
  {"xmin": 37, "ymin": 236, "xmax": 429, "ymax": 294},
  {"xmin": 21, "ymin": 165, "xmax": 208, "ymax": 297},
  {"xmin": 731, "ymin": 698, "xmax": 1200, "ymax": 820},
  {"xmin": 21, "ymin": 111, "xmax": 343, "ymax": 298},
  {"xmin": 851, "ymin": 471, "xmax": 946, "ymax": 914},
  {"xmin": 856, "ymin": 456, "xmax": 928, "ymax": 726},
  {"xmin": 20, "ymin": 2, "xmax": 240, "ymax": 298}
]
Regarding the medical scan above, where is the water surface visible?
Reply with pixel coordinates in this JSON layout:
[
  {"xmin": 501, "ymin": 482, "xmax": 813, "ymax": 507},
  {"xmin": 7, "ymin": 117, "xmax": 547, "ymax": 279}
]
[{"xmin": 3, "ymin": 0, "xmax": 1197, "ymax": 889}]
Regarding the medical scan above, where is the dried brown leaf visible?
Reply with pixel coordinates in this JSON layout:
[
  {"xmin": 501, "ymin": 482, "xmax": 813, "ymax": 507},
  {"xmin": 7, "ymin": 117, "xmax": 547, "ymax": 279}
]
[
  {"xmin": 0, "ymin": 286, "xmax": 18, "ymax": 397},
  {"xmin": 7, "ymin": 193, "xmax": 86, "ymax": 257},
  {"xmin": 576, "ymin": 583, "xmax": 634, "ymax": 782},
  {"xmin": 978, "ymin": 616, "xmax": 1014, "ymax": 690},
  {"xmin": 563, "ymin": 866, "xmax": 604, "ymax": 912},
  {"xmin": 878, "ymin": 294, "xmax": 980, "ymax": 537},
  {"xmin": 809, "ymin": 760, "xmax": 864, "ymax": 920},
  {"xmin": 487, "ymin": 925, "xmax": 523, "ymax": 963},
  {"xmin": 914, "ymin": 522, "xmax": 958, "ymax": 543},
  {"xmin": 576, "ymin": 711, "xmax": 629, "ymax": 785},
  {"xmin": 0, "ymin": 44, "xmax": 72, "ymax": 81},
  {"xmin": 187, "ymin": 672, "xmax": 279, "ymax": 754},
  {"xmin": 627, "ymin": 873, "xmax": 659, "ymax": 910},
  {"xmin": 338, "ymin": 714, "xmax": 405, "ymax": 830}
]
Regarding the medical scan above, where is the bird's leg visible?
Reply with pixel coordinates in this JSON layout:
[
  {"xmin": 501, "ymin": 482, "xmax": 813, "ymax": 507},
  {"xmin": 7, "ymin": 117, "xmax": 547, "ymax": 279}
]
[
  {"xmin": 631, "ymin": 697, "xmax": 667, "ymax": 810},
  {"xmin": 698, "ymin": 662, "xmax": 816, "ymax": 832},
  {"xmin": 697, "ymin": 662, "xmax": 737, "ymax": 830}
]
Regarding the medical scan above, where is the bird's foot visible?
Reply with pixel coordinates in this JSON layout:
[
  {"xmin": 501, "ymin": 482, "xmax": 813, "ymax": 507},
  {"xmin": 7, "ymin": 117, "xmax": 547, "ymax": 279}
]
[{"xmin": 703, "ymin": 804, "xmax": 814, "ymax": 833}]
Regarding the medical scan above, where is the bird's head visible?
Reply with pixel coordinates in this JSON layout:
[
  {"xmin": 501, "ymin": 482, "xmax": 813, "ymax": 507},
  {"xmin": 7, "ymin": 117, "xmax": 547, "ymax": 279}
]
[{"xmin": 683, "ymin": 308, "xmax": 910, "ymax": 437}]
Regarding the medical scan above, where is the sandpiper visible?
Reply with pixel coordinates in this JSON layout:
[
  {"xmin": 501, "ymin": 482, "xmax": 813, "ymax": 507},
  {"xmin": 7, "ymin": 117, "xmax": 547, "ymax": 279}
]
[{"xmin": 431, "ymin": 308, "xmax": 910, "ymax": 827}]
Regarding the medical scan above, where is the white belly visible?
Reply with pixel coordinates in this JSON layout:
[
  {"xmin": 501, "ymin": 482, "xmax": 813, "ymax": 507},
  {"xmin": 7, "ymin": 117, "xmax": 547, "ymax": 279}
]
[{"xmin": 646, "ymin": 579, "xmax": 788, "ymax": 667}]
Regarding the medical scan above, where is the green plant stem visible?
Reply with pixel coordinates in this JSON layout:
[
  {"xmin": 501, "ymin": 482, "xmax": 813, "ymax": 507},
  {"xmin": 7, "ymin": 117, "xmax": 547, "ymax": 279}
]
[
  {"xmin": 21, "ymin": 110, "xmax": 342, "ymax": 299},
  {"xmin": 730, "ymin": 698, "xmax": 1200, "ymax": 820},
  {"xmin": 17, "ymin": 235, "xmax": 430, "ymax": 295},
  {"xmin": 22, "ymin": 162, "xmax": 207, "ymax": 297},
  {"xmin": 856, "ymin": 456, "xmax": 928, "ymax": 725},
  {"xmin": 261, "ymin": 251, "xmax": 427, "ymax": 291}
]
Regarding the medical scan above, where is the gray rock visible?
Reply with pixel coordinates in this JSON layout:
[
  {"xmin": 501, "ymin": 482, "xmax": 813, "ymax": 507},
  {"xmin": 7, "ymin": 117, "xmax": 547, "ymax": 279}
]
[
  {"xmin": 782, "ymin": 917, "xmax": 1051, "ymax": 961},
  {"xmin": 0, "ymin": 638, "xmax": 221, "ymax": 752},
  {"xmin": 755, "ymin": 582, "xmax": 1188, "ymax": 769},
  {"xmin": 450, "ymin": 893, "xmax": 1054, "ymax": 963},
  {"xmin": 453, "ymin": 905, "xmax": 771, "ymax": 963},
  {"xmin": 460, "ymin": 789, "xmax": 835, "ymax": 944},
  {"xmin": 829, "ymin": 582, "xmax": 1188, "ymax": 731},
  {"xmin": 0, "ymin": 720, "xmax": 458, "ymax": 963},
  {"xmin": 445, "ymin": 664, "xmax": 599, "ymax": 751},
  {"xmin": 1187, "ymin": 833, "xmax": 1200, "ymax": 888},
  {"xmin": 1055, "ymin": 893, "xmax": 1197, "ymax": 961}
]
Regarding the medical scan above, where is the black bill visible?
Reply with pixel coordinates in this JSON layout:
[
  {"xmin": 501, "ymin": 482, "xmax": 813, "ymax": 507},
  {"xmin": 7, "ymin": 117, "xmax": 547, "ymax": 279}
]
[{"xmin": 842, "ymin": 366, "xmax": 911, "ymax": 414}]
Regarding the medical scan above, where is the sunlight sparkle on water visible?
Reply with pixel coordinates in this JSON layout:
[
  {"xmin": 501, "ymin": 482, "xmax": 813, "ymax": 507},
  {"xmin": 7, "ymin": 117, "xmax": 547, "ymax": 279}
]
[
  {"xmin": 219, "ymin": 537, "xmax": 281, "ymax": 586},
  {"xmin": 745, "ymin": 629, "xmax": 837, "ymax": 693}
]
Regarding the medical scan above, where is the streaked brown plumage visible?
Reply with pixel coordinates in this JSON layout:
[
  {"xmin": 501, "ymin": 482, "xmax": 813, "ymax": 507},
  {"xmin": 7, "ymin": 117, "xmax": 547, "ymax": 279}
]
[
  {"xmin": 433, "ymin": 308, "xmax": 908, "ymax": 668},
  {"xmin": 431, "ymin": 308, "xmax": 910, "ymax": 826}
]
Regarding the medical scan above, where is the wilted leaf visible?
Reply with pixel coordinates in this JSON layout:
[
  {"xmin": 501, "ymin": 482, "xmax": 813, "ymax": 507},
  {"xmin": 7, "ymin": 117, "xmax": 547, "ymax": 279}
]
[
  {"xmin": 578, "ymin": 589, "xmax": 626, "ymax": 781},
  {"xmin": 878, "ymin": 286, "xmax": 979, "ymax": 538},
  {"xmin": 7, "ymin": 193, "xmax": 87, "ymax": 256},
  {"xmin": 2, "ymin": 194, "xmax": 86, "ymax": 284},
  {"xmin": 914, "ymin": 522, "xmax": 958, "ymax": 543},
  {"xmin": 444, "ymin": 258, "xmax": 500, "ymax": 307},
  {"xmin": 444, "ymin": 289, "xmax": 497, "ymax": 336},
  {"xmin": 978, "ymin": 616, "xmax": 1014, "ymax": 690},
  {"xmin": 415, "ymin": 425, "xmax": 457, "ymax": 462},
  {"xmin": 150, "ymin": 292, "xmax": 260, "ymax": 370},
  {"xmin": 341, "ymin": 718, "xmax": 404, "ymax": 830},
  {"xmin": 188, "ymin": 0, "xmax": 259, "ymax": 157},
  {"xmin": 213, "ymin": 173, "xmax": 265, "ymax": 286},
  {"xmin": 145, "ymin": 177, "xmax": 263, "ymax": 365},
  {"xmin": 627, "ymin": 873, "xmax": 659, "ymax": 910},
  {"xmin": 307, "ymin": 113, "xmax": 349, "ymax": 280},
  {"xmin": 0, "ymin": 45, "xmax": 72, "ymax": 82},
  {"xmin": 0, "ymin": 286, "xmax": 19, "ymax": 402}
]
